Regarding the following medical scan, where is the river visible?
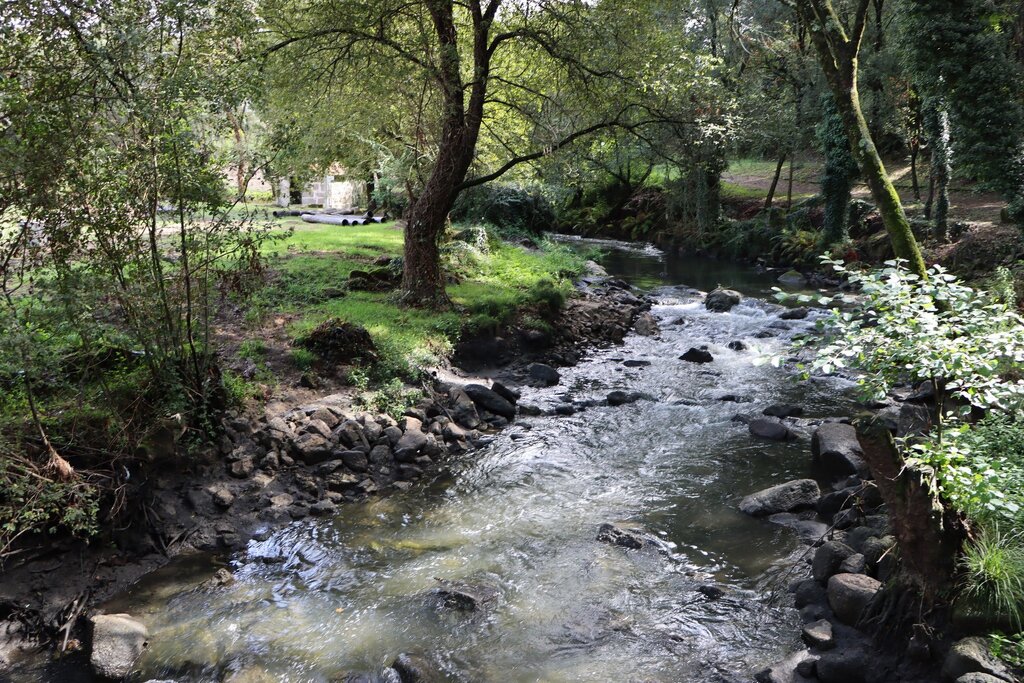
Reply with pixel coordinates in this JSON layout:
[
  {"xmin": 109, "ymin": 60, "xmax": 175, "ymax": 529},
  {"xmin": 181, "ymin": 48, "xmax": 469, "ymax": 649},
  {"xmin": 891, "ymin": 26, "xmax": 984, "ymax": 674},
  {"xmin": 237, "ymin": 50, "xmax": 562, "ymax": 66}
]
[{"xmin": 16, "ymin": 240, "xmax": 855, "ymax": 682}]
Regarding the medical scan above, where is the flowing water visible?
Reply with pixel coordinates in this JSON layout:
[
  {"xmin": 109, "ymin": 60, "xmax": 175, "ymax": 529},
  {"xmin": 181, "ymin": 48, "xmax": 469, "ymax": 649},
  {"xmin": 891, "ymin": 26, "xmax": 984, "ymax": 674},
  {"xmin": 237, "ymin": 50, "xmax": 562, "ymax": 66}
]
[{"xmin": 16, "ymin": 242, "xmax": 855, "ymax": 682}]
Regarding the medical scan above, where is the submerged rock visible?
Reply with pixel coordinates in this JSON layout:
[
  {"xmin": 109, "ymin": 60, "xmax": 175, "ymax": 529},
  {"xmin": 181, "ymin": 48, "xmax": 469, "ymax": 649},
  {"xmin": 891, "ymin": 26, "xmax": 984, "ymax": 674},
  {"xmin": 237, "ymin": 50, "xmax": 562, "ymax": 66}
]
[
  {"xmin": 391, "ymin": 653, "xmax": 436, "ymax": 683},
  {"xmin": 739, "ymin": 479, "xmax": 820, "ymax": 517},
  {"xmin": 596, "ymin": 523, "xmax": 652, "ymax": 550},
  {"xmin": 90, "ymin": 613, "xmax": 148, "ymax": 680},
  {"xmin": 432, "ymin": 579, "xmax": 498, "ymax": 612},
  {"xmin": 763, "ymin": 404, "xmax": 804, "ymax": 418}
]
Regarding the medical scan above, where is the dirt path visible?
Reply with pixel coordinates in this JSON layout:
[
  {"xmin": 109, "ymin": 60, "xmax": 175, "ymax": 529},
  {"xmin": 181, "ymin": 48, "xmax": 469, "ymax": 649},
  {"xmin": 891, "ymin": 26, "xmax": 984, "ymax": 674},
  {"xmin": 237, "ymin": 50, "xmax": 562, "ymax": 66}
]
[{"xmin": 724, "ymin": 159, "xmax": 1007, "ymax": 228}]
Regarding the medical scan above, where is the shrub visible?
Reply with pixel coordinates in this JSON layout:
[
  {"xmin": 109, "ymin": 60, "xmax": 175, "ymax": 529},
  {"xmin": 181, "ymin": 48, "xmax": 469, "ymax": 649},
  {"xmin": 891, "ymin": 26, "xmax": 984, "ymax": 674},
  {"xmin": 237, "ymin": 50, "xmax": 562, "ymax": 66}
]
[
  {"xmin": 958, "ymin": 527, "xmax": 1024, "ymax": 630},
  {"xmin": 451, "ymin": 183, "xmax": 556, "ymax": 235}
]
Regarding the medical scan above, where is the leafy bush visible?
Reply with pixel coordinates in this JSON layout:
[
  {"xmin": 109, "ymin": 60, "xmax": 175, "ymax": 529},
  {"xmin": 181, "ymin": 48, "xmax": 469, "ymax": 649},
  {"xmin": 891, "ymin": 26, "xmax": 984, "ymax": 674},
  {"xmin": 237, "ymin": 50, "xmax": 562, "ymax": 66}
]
[
  {"xmin": 0, "ymin": 451, "xmax": 100, "ymax": 557},
  {"xmin": 794, "ymin": 258, "xmax": 1024, "ymax": 411},
  {"xmin": 354, "ymin": 377, "xmax": 424, "ymax": 419},
  {"xmin": 792, "ymin": 257, "xmax": 1024, "ymax": 628},
  {"xmin": 451, "ymin": 184, "xmax": 556, "ymax": 235}
]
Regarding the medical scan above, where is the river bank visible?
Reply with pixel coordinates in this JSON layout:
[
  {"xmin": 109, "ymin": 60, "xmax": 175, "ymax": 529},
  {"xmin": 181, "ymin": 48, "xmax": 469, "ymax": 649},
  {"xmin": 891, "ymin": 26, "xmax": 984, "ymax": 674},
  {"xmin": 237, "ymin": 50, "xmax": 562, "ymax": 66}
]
[
  {"xmin": 0, "ymin": 267, "xmax": 651, "ymax": 679},
  {"xmin": 4, "ymin": 238, "xmax": 1013, "ymax": 683}
]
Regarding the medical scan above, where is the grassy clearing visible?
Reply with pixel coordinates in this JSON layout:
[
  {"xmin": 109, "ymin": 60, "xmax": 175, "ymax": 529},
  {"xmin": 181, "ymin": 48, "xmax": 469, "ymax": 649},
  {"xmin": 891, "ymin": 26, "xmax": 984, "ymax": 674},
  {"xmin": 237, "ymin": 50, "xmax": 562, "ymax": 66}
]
[{"xmin": 244, "ymin": 222, "xmax": 587, "ymax": 382}]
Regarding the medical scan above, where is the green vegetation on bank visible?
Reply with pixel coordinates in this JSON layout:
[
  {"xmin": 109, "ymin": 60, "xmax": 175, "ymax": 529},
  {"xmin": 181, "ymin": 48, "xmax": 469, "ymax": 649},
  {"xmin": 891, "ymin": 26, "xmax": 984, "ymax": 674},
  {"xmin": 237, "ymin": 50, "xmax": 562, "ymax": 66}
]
[
  {"xmin": 0, "ymin": 214, "xmax": 587, "ymax": 554},
  {"xmin": 795, "ymin": 258, "xmax": 1024, "ymax": 642}
]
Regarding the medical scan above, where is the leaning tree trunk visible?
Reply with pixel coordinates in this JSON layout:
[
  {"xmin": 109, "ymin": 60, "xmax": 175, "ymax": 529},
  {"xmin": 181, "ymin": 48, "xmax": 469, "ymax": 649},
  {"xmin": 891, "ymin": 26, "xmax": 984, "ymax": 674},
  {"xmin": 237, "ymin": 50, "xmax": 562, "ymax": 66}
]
[
  {"xmin": 795, "ymin": 0, "xmax": 928, "ymax": 279},
  {"xmin": 831, "ymin": 80, "xmax": 926, "ymax": 276},
  {"xmin": 764, "ymin": 155, "xmax": 786, "ymax": 210}
]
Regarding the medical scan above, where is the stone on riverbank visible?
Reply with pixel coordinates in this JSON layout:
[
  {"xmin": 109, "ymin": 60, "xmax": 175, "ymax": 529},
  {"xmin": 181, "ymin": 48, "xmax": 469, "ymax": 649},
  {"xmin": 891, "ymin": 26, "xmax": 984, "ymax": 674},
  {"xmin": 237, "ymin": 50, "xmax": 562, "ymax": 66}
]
[
  {"xmin": 815, "ymin": 648, "xmax": 870, "ymax": 683},
  {"xmin": 527, "ymin": 363, "xmax": 560, "ymax": 386},
  {"xmin": 827, "ymin": 573, "xmax": 881, "ymax": 625},
  {"xmin": 812, "ymin": 423, "xmax": 868, "ymax": 480},
  {"xmin": 802, "ymin": 619, "xmax": 835, "ymax": 650},
  {"xmin": 812, "ymin": 541, "xmax": 856, "ymax": 583},
  {"xmin": 942, "ymin": 637, "xmax": 1015, "ymax": 682},
  {"xmin": 90, "ymin": 613, "xmax": 148, "ymax": 680},
  {"xmin": 462, "ymin": 384, "xmax": 516, "ymax": 419},
  {"xmin": 740, "ymin": 479, "xmax": 820, "ymax": 517},
  {"xmin": 705, "ymin": 288, "xmax": 742, "ymax": 312}
]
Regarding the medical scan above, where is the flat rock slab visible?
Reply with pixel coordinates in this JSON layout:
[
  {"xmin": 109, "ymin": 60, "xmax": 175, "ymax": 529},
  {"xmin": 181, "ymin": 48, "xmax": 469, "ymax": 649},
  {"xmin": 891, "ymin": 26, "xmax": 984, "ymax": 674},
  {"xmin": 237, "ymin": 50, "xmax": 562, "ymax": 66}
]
[
  {"xmin": 90, "ymin": 613, "xmax": 148, "ymax": 680},
  {"xmin": 802, "ymin": 618, "xmax": 835, "ymax": 650},
  {"xmin": 740, "ymin": 479, "xmax": 821, "ymax": 517}
]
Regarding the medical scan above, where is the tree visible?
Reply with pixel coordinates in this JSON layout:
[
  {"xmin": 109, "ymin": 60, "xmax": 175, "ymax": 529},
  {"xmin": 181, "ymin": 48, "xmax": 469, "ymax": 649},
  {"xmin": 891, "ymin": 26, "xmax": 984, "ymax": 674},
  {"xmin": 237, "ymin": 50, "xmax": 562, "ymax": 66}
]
[
  {"xmin": 817, "ymin": 96, "xmax": 859, "ymax": 243},
  {"xmin": 784, "ymin": 0, "xmax": 927, "ymax": 277},
  {"xmin": 898, "ymin": 0, "xmax": 1024, "ymax": 216},
  {"xmin": 260, "ymin": 0, "xmax": 709, "ymax": 306}
]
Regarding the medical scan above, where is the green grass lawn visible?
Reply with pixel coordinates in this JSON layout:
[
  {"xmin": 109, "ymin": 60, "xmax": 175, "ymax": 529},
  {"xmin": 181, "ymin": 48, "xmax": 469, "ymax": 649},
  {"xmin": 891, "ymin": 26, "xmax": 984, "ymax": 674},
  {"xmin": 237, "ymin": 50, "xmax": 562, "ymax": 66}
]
[{"xmin": 247, "ymin": 222, "xmax": 586, "ymax": 379}]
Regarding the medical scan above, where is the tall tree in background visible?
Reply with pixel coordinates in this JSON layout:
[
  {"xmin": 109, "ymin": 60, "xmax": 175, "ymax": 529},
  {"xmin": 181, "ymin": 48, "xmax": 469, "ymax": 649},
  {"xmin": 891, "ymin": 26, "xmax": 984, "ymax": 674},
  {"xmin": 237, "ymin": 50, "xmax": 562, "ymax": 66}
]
[
  {"xmin": 261, "ymin": 0, "xmax": 709, "ymax": 306},
  {"xmin": 785, "ymin": 0, "xmax": 927, "ymax": 277},
  {"xmin": 898, "ymin": 0, "xmax": 1024, "ymax": 218}
]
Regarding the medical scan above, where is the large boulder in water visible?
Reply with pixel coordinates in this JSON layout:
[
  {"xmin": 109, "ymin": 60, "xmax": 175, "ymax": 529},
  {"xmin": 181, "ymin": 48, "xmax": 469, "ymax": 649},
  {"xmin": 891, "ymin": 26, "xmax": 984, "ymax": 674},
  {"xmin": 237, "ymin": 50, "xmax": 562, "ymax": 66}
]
[
  {"xmin": 90, "ymin": 613, "xmax": 148, "ymax": 680},
  {"xmin": 527, "ymin": 363, "xmax": 560, "ymax": 387},
  {"xmin": 705, "ymin": 288, "xmax": 742, "ymax": 312},
  {"xmin": 812, "ymin": 423, "xmax": 869, "ymax": 480},
  {"xmin": 461, "ymin": 384, "xmax": 515, "ymax": 419},
  {"xmin": 748, "ymin": 417, "xmax": 793, "ymax": 441},
  {"xmin": 680, "ymin": 347, "xmax": 714, "ymax": 364},
  {"xmin": 739, "ymin": 479, "xmax": 820, "ymax": 517}
]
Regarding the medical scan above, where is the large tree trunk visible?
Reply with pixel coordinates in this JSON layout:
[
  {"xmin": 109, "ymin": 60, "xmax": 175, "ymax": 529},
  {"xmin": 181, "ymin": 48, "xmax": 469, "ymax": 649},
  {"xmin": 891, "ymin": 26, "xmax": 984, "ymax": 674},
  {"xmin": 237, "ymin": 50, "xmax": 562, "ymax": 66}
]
[
  {"xmin": 796, "ymin": 0, "xmax": 928, "ymax": 278},
  {"xmin": 399, "ymin": 0, "xmax": 489, "ymax": 307},
  {"xmin": 858, "ymin": 421, "xmax": 967, "ymax": 600}
]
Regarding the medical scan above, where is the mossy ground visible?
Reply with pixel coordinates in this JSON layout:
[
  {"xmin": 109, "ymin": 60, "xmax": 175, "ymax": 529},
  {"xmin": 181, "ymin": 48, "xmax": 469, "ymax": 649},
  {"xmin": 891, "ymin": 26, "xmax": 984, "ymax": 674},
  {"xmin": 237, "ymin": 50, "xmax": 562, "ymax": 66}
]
[{"xmin": 222, "ymin": 216, "xmax": 586, "ymax": 400}]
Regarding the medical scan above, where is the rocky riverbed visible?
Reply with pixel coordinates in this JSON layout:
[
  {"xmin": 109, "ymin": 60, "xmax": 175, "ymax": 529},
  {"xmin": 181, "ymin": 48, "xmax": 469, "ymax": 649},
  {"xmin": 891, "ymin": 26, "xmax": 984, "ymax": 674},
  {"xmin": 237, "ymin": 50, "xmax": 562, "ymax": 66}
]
[
  {"xmin": 3, "ymin": 244, "xmax": 1013, "ymax": 683},
  {"xmin": 0, "ymin": 271, "xmax": 650, "ymax": 678}
]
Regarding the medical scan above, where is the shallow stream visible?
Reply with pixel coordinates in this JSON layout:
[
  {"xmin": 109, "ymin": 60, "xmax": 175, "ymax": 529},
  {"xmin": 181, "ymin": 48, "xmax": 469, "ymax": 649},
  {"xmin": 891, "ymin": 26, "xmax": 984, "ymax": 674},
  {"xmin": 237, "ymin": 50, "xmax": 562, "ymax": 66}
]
[{"xmin": 22, "ymin": 241, "xmax": 855, "ymax": 682}]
